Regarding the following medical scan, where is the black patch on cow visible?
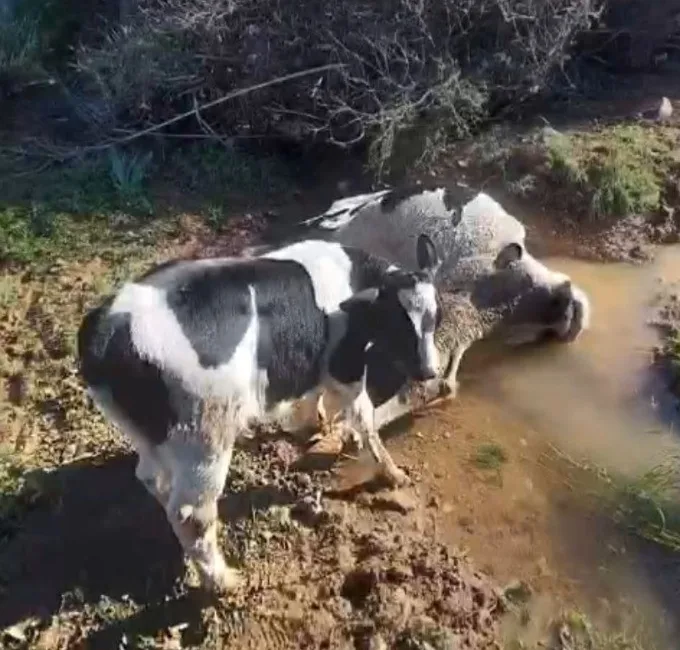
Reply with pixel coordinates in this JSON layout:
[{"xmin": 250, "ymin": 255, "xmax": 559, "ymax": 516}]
[
  {"xmin": 136, "ymin": 258, "xmax": 187, "ymax": 284},
  {"xmin": 343, "ymin": 246, "xmax": 393, "ymax": 292},
  {"xmin": 364, "ymin": 344, "xmax": 409, "ymax": 407},
  {"xmin": 77, "ymin": 307, "xmax": 180, "ymax": 446},
  {"xmin": 164, "ymin": 263, "xmax": 255, "ymax": 368},
  {"xmin": 327, "ymin": 319, "xmax": 371, "ymax": 386},
  {"xmin": 159, "ymin": 258, "xmax": 327, "ymax": 404}
]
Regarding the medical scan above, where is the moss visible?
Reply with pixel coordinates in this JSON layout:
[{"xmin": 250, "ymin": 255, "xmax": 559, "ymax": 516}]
[{"xmin": 544, "ymin": 124, "xmax": 679, "ymax": 220}]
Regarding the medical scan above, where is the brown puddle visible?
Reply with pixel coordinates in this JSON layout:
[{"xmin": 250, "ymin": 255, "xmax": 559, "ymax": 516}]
[{"xmin": 340, "ymin": 245, "xmax": 680, "ymax": 648}]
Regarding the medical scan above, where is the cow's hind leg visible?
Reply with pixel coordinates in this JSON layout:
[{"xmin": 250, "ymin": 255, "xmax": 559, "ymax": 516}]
[{"xmin": 160, "ymin": 430, "xmax": 241, "ymax": 593}]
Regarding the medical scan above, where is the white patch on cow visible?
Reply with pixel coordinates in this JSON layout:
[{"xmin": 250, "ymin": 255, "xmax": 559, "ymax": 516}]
[
  {"xmin": 263, "ymin": 240, "xmax": 354, "ymax": 313},
  {"xmin": 397, "ymin": 281, "xmax": 440, "ymax": 375},
  {"xmin": 110, "ymin": 279, "xmax": 266, "ymax": 425}
]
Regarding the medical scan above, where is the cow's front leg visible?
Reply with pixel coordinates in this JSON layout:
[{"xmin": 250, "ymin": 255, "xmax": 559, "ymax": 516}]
[
  {"xmin": 349, "ymin": 387, "xmax": 410, "ymax": 487},
  {"xmin": 421, "ymin": 341, "xmax": 469, "ymax": 402}
]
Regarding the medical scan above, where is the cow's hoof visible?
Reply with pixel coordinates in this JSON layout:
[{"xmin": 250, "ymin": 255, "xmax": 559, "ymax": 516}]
[{"xmin": 203, "ymin": 565, "xmax": 244, "ymax": 594}]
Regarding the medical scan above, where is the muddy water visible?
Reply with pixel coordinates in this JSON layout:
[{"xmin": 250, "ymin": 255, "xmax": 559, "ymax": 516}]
[{"xmin": 378, "ymin": 246, "xmax": 680, "ymax": 647}]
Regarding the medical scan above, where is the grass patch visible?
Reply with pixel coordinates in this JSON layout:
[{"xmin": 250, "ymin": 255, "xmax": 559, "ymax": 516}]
[
  {"xmin": 553, "ymin": 610, "xmax": 648, "ymax": 650},
  {"xmin": 544, "ymin": 124, "xmax": 680, "ymax": 220},
  {"xmin": 166, "ymin": 141, "xmax": 292, "ymax": 200},
  {"xmin": 553, "ymin": 445, "xmax": 680, "ymax": 553},
  {"xmin": 606, "ymin": 462, "xmax": 680, "ymax": 551},
  {"xmin": 0, "ymin": 148, "xmax": 155, "ymax": 217},
  {"xmin": 473, "ymin": 443, "xmax": 508, "ymax": 471}
]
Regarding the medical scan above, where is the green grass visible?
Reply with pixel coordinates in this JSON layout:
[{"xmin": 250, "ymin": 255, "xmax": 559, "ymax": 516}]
[
  {"xmin": 606, "ymin": 461, "xmax": 680, "ymax": 551},
  {"xmin": 553, "ymin": 444, "xmax": 680, "ymax": 553},
  {"xmin": 473, "ymin": 443, "xmax": 508, "ymax": 470},
  {"xmin": 554, "ymin": 610, "xmax": 648, "ymax": 650},
  {"xmin": 545, "ymin": 124, "xmax": 677, "ymax": 220}
]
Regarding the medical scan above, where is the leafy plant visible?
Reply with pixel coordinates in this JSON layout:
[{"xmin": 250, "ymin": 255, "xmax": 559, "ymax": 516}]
[{"xmin": 107, "ymin": 148, "xmax": 153, "ymax": 213}]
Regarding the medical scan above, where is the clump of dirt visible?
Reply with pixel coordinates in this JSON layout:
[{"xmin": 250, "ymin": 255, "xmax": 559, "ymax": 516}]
[{"xmin": 161, "ymin": 212, "xmax": 270, "ymax": 261}]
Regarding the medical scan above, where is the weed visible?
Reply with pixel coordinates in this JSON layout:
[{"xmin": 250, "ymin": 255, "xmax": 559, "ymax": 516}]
[
  {"xmin": 395, "ymin": 619, "xmax": 458, "ymax": 650},
  {"xmin": 169, "ymin": 142, "xmax": 290, "ymax": 199},
  {"xmin": 0, "ymin": 274, "xmax": 21, "ymax": 309},
  {"xmin": 547, "ymin": 135, "xmax": 586, "ymax": 187},
  {"xmin": 608, "ymin": 461, "xmax": 680, "ymax": 551},
  {"xmin": 473, "ymin": 443, "xmax": 508, "ymax": 471},
  {"xmin": 205, "ymin": 203, "xmax": 227, "ymax": 231},
  {"xmin": 107, "ymin": 148, "xmax": 153, "ymax": 214},
  {"xmin": 554, "ymin": 610, "xmax": 648, "ymax": 650},
  {"xmin": 0, "ymin": 11, "xmax": 43, "ymax": 79},
  {"xmin": 589, "ymin": 154, "xmax": 659, "ymax": 219},
  {"xmin": 551, "ymin": 444, "xmax": 680, "ymax": 553},
  {"xmin": 0, "ymin": 206, "xmax": 54, "ymax": 264}
]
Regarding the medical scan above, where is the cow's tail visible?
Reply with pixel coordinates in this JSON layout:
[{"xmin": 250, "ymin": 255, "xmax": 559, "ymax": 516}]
[{"xmin": 300, "ymin": 190, "xmax": 390, "ymax": 230}]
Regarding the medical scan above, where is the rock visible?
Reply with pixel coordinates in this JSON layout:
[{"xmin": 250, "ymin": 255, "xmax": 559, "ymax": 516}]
[
  {"xmin": 368, "ymin": 633, "xmax": 388, "ymax": 650},
  {"xmin": 340, "ymin": 568, "xmax": 379, "ymax": 607},
  {"xmin": 541, "ymin": 125, "xmax": 561, "ymax": 143},
  {"xmin": 369, "ymin": 490, "xmax": 417, "ymax": 514},
  {"xmin": 337, "ymin": 179, "xmax": 351, "ymax": 195},
  {"xmin": 291, "ymin": 491, "xmax": 327, "ymax": 526},
  {"xmin": 385, "ymin": 563, "xmax": 414, "ymax": 583},
  {"xmin": 503, "ymin": 579, "xmax": 532, "ymax": 605},
  {"xmin": 657, "ymin": 97, "xmax": 673, "ymax": 121}
]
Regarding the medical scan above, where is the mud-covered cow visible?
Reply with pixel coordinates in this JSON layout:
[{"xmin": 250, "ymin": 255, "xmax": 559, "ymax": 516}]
[
  {"xmin": 297, "ymin": 184, "xmax": 591, "ymax": 428},
  {"xmin": 76, "ymin": 235, "xmax": 443, "ymax": 592}
]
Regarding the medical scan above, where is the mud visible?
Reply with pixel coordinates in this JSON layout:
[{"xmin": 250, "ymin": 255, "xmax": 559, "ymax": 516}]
[{"xmin": 0, "ymin": 436, "xmax": 503, "ymax": 650}]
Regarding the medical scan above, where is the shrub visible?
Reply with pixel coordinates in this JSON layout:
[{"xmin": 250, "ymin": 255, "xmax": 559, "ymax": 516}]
[{"xmin": 74, "ymin": 0, "xmax": 601, "ymax": 174}]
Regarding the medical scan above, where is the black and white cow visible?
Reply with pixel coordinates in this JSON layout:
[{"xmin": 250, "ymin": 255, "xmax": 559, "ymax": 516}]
[
  {"xmin": 262, "ymin": 183, "xmax": 592, "ymax": 429},
  {"xmin": 77, "ymin": 235, "xmax": 442, "ymax": 592}
]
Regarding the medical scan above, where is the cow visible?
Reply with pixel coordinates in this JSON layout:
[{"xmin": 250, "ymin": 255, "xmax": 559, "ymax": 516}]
[
  {"xmin": 76, "ymin": 234, "xmax": 443, "ymax": 592},
  {"xmin": 268, "ymin": 183, "xmax": 592, "ymax": 429}
]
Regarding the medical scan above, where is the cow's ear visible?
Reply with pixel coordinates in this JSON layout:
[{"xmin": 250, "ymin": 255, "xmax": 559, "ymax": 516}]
[
  {"xmin": 494, "ymin": 242, "xmax": 523, "ymax": 269},
  {"xmin": 416, "ymin": 233, "xmax": 441, "ymax": 276},
  {"xmin": 339, "ymin": 287, "xmax": 380, "ymax": 313}
]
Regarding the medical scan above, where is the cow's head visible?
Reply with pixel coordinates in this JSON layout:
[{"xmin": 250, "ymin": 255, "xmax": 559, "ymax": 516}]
[
  {"xmin": 339, "ymin": 233, "xmax": 443, "ymax": 381},
  {"xmin": 433, "ymin": 192, "xmax": 591, "ymax": 347}
]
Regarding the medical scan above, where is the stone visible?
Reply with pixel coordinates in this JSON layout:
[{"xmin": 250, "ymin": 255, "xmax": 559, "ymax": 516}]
[{"xmin": 369, "ymin": 490, "xmax": 417, "ymax": 514}]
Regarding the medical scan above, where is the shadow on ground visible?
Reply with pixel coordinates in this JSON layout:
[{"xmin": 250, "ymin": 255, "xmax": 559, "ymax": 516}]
[{"xmin": 0, "ymin": 447, "xmax": 301, "ymax": 642}]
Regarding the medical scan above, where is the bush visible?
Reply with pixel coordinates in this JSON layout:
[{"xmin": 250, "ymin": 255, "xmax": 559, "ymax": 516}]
[{"xmin": 73, "ymin": 0, "xmax": 600, "ymax": 174}]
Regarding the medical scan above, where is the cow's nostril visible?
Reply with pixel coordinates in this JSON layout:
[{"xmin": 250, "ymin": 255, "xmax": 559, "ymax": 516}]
[{"xmin": 420, "ymin": 367, "xmax": 437, "ymax": 380}]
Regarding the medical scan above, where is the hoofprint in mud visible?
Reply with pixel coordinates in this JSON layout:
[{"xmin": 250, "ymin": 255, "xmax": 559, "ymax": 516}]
[
  {"xmin": 76, "ymin": 236, "xmax": 443, "ymax": 592},
  {"xmin": 293, "ymin": 185, "xmax": 592, "ymax": 428}
]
